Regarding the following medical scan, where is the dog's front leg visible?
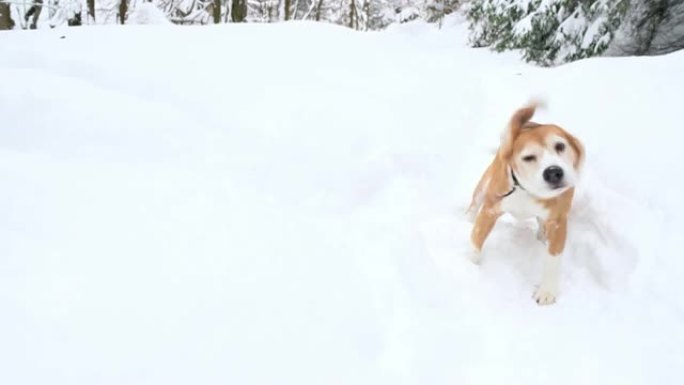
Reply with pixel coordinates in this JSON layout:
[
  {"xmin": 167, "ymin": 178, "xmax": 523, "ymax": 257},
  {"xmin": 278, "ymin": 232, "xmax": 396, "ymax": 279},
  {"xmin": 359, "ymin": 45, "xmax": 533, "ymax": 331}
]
[
  {"xmin": 536, "ymin": 217, "xmax": 547, "ymax": 243},
  {"xmin": 533, "ymin": 217, "xmax": 567, "ymax": 305},
  {"xmin": 469, "ymin": 202, "xmax": 501, "ymax": 264}
]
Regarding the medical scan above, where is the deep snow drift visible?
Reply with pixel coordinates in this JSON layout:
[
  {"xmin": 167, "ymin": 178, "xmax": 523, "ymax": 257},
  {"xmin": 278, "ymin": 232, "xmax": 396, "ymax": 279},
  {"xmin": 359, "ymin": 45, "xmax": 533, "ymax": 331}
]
[{"xmin": 1, "ymin": 17, "xmax": 683, "ymax": 385}]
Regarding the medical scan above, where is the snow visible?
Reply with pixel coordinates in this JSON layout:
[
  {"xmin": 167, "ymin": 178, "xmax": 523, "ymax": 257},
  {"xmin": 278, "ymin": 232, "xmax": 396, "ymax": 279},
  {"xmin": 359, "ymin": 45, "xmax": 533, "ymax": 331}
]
[
  {"xmin": 581, "ymin": 14, "xmax": 607, "ymax": 49},
  {"xmin": 128, "ymin": 2, "xmax": 172, "ymax": 25},
  {"xmin": 513, "ymin": 13, "xmax": 534, "ymax": 35},
  {"xmin": 1, "ymin": 15, "xmax": 684, "ymax": 385}
]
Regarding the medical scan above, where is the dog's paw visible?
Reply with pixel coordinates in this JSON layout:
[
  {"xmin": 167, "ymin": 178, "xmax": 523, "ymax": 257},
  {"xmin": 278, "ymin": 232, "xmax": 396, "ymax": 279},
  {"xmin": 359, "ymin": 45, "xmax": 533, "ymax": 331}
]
[
  {"xmin": 533, "ymin": 286, "xmax": 557, "ymax": 305},
  {"xmin": 468, "ymin": 249, "xmax": 482, "ymax": 265}
]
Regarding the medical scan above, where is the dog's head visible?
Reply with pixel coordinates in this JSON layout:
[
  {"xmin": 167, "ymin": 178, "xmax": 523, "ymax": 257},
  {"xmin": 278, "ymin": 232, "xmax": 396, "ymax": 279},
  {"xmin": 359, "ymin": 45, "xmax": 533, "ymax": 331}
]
[{"xmin": 499, "ymin": 102, "xmax": 584, "ymax": 199}]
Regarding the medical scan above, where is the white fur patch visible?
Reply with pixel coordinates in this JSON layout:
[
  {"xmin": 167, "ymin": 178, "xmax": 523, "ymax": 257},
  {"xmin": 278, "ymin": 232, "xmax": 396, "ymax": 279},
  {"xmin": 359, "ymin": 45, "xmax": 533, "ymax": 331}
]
[
  {"xmin": 534, "ymin": 253, "xmax": 561, "ymax": 305},
  {"xmin": 499, "ymin": 187, "xmax": 549, "ymax": 221}
]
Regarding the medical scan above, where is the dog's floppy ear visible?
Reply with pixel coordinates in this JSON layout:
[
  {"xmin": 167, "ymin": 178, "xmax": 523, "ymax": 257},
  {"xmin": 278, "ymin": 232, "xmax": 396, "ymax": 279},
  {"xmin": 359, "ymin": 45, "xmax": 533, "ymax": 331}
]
[
  {"xmin": 565, "ymin": 131, "xmax": 585, "ymax": 171},
  {"xmin": 499, "ymin": 101, "xmax": 540, "ymax": 159}
]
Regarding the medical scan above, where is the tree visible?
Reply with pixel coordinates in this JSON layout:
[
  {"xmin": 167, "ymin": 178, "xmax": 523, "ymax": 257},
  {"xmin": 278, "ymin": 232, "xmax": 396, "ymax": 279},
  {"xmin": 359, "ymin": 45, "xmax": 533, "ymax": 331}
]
[
  {"xmin": 24, "ymin": 0, "xmax": 44, "ymax": 29},
  {"xmin": 466, "ymin": 0, "xmax": 629, "ymax": 66},
  {"xmin": 284, "ymin": 0, "xmax": 291, "ymax": 20},
  {"xmin": 213, "ymin": 0, "xmax": 221, "ymax": 23},
  {"xmin": 348, "ymin": 0, "xmax": 358, "ymax": 29},
  {"xmin": 88, "ymin": 0, "xmax": 95, "ymax": 22},
  {"xmin": 119, "ymin": 0, "xmax": 128, "ymax": 24},
  {"xmin": 0, "ymin": 1, "xmax": 14, "ymax": 30},
  {"xmin": 424, "ymin": 0, "xmax": 459, "ymax": 28},
  {"xmin": 314, "ymin": 0, "xmax": 324, "ymax": 21},
  {"xmin": 231, "ymin": 0, "xmax": 247, "ymax": 21}
]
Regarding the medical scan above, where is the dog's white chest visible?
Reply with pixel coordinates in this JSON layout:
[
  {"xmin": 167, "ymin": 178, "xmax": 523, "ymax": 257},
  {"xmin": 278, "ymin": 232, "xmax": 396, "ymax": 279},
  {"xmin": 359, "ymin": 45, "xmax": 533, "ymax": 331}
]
[{"xmin": 500, "ymin": 189, "xmax": 549, "ymax": 221}]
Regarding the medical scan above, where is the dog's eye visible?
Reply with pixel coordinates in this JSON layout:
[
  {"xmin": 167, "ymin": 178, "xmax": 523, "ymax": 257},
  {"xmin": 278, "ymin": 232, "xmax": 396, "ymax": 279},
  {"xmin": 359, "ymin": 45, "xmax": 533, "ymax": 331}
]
[
  {"xmin": 555, "ymin": 142, "xmax": 566, "ymax": 153},
  {"xmin": 522, "ymin": 155, "xmax": 536, "ymax": 162}
]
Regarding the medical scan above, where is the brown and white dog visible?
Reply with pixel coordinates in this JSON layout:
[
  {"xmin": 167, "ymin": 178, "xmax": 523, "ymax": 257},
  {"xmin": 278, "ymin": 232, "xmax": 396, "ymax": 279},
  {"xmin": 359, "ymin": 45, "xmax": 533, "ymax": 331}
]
[{"xmin": 466, "ymin": 101, "xmax": 584, "ymax": 305}]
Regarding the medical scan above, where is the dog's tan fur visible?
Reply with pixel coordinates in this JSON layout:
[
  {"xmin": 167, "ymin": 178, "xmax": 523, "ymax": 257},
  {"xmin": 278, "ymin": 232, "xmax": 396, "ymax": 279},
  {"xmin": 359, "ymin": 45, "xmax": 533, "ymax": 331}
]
[{"xmin": 466, "ymin": 102, "xmax": 585, "ymax": 305}]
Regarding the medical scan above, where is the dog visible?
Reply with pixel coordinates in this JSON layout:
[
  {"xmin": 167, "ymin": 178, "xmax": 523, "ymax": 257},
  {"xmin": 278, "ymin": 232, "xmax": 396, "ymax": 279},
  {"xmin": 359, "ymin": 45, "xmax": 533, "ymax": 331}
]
[{"xmin": 466, "ymin": 101, "xmax": 585, "ymax": 305}]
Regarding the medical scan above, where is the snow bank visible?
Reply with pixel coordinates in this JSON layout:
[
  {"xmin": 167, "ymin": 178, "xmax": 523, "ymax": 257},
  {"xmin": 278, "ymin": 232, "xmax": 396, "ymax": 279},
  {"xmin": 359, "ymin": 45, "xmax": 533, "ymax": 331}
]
[{"xmin": 0, "ymin": 18, "xmax": 683, "ymax": 385}]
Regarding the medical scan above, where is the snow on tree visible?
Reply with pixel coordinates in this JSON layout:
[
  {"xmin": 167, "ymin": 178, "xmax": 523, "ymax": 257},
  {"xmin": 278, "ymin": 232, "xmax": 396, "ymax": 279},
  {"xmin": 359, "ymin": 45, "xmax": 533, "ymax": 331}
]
[
  {"xmin": 128, "ymin": 1, "xmax": 172, "ymax": 23},
  {"xmin": 465, "ymin": 0, "xmax": 629, "ymax": 66},
  {"xmin": 423, "ymin": 0, "xmax": 460, "ymax": 27},
  {"xmin": 156, "ymin": 0, "xmax": 212, "ymax": 24},
  {"xmin": 464, "ymin": 0, "xmax": 684, "ymax": 66},
  {"xmin": 248, "ymin": 0, "xmax": 278, "ymax": 22}
]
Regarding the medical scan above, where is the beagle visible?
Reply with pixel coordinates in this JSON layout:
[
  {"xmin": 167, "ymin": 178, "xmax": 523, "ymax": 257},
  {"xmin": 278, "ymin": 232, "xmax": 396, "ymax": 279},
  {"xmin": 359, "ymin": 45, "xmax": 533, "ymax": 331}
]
[{"xmin": 466, "ymin": 101, "xmax": 585, "ymax": 305}]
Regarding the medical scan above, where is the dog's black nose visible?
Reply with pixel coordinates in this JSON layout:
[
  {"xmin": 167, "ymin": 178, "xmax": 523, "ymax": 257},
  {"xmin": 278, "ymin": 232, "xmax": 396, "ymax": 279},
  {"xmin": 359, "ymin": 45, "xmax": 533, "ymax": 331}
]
[{"xmin": 543, "ymin": 166, "xmax": 564, "ymax": 184}]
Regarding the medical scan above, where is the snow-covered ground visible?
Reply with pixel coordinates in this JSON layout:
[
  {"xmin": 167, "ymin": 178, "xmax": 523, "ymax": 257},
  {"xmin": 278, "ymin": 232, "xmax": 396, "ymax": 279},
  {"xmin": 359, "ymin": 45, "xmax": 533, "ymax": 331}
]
[{"xmin": 1, "ymin": 16, "xmax": 683, "ymax": 385}]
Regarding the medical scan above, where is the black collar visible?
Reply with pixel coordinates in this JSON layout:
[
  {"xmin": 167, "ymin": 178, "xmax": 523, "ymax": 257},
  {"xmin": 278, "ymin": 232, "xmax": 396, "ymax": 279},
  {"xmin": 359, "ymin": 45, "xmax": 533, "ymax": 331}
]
[{"xmin": 501, "ymin": 169, "xmax": 524, "ymax": 198}]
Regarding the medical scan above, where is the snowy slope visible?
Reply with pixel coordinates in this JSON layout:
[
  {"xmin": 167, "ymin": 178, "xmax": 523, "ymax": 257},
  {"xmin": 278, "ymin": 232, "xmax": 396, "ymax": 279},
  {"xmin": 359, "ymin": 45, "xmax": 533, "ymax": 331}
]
[{"xmin": 1, "ymin": 17, "xmax": 683, "ymax": 385}]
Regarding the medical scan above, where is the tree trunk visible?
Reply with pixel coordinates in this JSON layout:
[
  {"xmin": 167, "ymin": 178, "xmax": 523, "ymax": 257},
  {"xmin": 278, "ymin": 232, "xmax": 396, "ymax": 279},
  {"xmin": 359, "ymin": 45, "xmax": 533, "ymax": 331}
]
[
  {"xmin": 284, "ymin": 0, "xmax": 291, "ymax": 20},
  {"xmin": 119, "ymin": 0, "xmax": 128, "ymax": 24},
  {"xmin": 88, "ymin": 0, "xmax": 95, "ymax": 23},
  {"xmin": 231, "ymin": 0, "xmax": 246, "ymax": 22},
  {"xmin": 315, "ymin": 0, "xmax": 323, "ymax": 21},
  {"xmin": 0, "ymin": 1, "xmax": 15, "ymax": 30},
  {"xmin": 213, "ymin": 0, "xmax": 221, "ymax": 23},
  {"xmin": 24, "ymin": 0, "xmax": 43, "ymax": 29},
  {"xmin": 348, "ymin": 0, "xmax": 357, "ymax": 29}
]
